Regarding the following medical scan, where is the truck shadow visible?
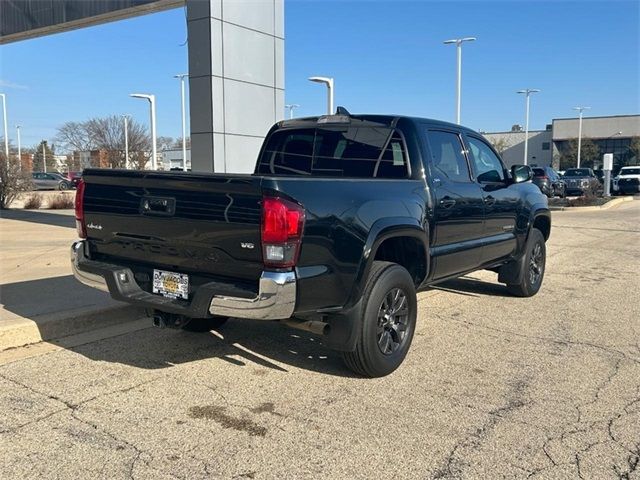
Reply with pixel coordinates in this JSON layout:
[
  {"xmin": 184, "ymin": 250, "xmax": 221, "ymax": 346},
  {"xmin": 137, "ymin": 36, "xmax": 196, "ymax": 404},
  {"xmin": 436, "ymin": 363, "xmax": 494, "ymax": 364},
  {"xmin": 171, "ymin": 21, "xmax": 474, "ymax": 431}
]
[
  {"xmin": 0, "ymin": 209, "xmax": 75, "ymax": 229},
  {"xmin": 68, "ymin": 318, "xmax": 358, "ymax": 377},
  {"xmin": 1, "ymin": 274, "xmax": 354, "ymax": 377}
]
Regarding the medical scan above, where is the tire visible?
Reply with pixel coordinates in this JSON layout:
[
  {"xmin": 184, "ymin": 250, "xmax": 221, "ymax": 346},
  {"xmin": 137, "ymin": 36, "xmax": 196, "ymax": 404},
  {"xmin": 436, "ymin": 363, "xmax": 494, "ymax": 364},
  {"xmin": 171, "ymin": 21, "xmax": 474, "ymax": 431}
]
[
  {"xmin": 181, "ymin": 316, "xmax": 229, "ymax": 332},
  {"xmin": 342, "ymin": 261, "xmax": 417, "ymax": 377},
  {"xmin": 507, "ymin": 228, "xmax": 546, "ymax": 297},
  {"xmin": 58, "ymin": 182, "xmax": 70, "ymax": 191}
]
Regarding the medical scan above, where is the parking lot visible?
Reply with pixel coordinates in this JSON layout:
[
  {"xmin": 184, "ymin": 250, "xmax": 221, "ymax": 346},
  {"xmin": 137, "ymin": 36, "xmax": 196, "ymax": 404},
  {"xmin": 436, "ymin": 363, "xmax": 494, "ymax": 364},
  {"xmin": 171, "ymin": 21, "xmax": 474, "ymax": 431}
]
[{"xmin": 0, "ymin": 201, "xmax": 639, "ymax": 479}]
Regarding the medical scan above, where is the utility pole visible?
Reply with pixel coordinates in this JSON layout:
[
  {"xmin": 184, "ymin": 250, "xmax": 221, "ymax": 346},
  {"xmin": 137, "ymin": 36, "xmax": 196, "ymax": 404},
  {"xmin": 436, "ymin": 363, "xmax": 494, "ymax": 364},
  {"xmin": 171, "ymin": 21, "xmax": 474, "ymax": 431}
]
[
  {"xmin": 122, "ymin": 115, "xmax": 129, "ymax": 169},
  {"xmin": 174, "ymin": 74, "xmax": 189, "ymax": 171},
  {"xmin": 42, "ymin": 141, "xmax": 47, "ymax": 173},
  {"xmin": 573, "ymin": 106, "xmax": 591, "ymax": 168},
  {"xmin": 443, "ymin": 37, "xmax": 476, "ymax": 124},
  {"xmin": 308, "ymin": 77, "xmax": 334, "ymax": 115},
  {"xmin": 517, "ymin": 89, "xmax": 541, "ymax": 165},
  {"xmin": 0, "ymin": 93, "xmax": 8, "ymax": 161},
  {"xmin": 285, "ymin": 104, "xmax": 300, "ymax": 119},
  {"xmin": 16, "ymin": 125, "xmax": 21, "ymax": 171}
]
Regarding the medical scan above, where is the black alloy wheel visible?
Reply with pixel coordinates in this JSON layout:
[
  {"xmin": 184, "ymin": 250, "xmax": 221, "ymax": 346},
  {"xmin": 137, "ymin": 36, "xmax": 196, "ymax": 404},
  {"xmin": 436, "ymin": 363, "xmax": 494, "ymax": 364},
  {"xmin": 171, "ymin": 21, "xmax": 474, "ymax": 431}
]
[{"xmin": 376, "ymin": 288, "xmax": 410, "ymax": 355}]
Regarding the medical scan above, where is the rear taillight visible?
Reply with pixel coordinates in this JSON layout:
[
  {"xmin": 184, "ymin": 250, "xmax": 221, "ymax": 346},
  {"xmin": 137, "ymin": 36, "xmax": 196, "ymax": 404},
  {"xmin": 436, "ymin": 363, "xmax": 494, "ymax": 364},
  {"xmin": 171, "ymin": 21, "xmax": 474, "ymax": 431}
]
[
  {"xmin": 261, "ymin": 197, "xmax": 305, "ymax": 268},
  {"xmin": 75, "ymin": 179, "xmax": 86, "ymax": 238}
]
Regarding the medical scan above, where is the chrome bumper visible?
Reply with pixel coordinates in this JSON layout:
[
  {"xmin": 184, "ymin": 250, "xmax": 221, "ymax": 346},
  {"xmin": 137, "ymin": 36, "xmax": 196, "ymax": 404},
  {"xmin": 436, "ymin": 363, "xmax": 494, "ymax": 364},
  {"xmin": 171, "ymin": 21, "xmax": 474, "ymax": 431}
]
[{"xmin": 70, "ymin": 240, "xmax": 296, "ymax": 320}]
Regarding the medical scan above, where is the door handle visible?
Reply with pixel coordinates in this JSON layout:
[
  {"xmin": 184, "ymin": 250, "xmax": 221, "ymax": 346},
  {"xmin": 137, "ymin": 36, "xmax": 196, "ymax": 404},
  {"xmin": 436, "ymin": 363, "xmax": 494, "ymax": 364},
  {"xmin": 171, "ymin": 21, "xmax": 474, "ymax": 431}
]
[
  {"xmin": 484, "ymin": 195, "xmax": 496, "ymax": 206},
  {"xmin": 439, "ymin": 198, "xmax": 457, "ymax": 209}
]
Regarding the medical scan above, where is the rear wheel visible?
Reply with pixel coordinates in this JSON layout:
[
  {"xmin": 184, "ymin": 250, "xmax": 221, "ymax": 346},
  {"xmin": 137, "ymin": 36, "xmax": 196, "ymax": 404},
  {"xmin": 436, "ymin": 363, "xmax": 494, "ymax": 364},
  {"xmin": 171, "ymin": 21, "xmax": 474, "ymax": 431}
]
[
  {"xmin": 181, "ymin": 316, "xmax": 229, "ymax": 332},
  {"xmin": 342, "ymin": 261, "xmax": 417, "ymax": 377},
  {"xmin": 507, "ymin": 228, "xmax": 546, "ymax": 297}
]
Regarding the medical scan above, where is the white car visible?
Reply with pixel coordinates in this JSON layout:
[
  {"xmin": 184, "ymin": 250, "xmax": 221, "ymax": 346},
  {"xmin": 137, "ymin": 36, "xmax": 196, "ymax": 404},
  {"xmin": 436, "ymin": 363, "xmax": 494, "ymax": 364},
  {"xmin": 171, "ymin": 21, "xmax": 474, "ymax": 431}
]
[{"xmin": 613, "ymin": 166, "xmax": 640, "ymax": 195}]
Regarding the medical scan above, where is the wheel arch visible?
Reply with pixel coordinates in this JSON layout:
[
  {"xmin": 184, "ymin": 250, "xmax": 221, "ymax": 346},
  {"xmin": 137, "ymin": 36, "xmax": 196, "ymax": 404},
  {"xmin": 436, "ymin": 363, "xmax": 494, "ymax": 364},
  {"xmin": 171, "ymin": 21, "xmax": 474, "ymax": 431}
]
[{"xmin": 347, "ymin": 217, "xmax": 429, "ymax": 310}]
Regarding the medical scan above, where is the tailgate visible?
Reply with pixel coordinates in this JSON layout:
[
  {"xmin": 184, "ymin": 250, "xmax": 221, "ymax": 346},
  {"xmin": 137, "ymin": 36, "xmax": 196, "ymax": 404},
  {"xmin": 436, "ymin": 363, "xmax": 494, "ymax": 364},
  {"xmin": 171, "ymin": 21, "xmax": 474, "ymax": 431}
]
[{"xmin": 82, "ymin": 169, "xmax": 263, "ymax": 283}]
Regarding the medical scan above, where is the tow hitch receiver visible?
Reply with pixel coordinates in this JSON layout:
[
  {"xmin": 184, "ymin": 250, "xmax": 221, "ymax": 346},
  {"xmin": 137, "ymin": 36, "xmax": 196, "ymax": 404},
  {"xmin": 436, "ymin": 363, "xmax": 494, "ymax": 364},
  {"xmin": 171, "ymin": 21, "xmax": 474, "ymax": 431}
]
[{"xmin": 150, "ymin": 310, "xmax": 191, "ymax": 329}]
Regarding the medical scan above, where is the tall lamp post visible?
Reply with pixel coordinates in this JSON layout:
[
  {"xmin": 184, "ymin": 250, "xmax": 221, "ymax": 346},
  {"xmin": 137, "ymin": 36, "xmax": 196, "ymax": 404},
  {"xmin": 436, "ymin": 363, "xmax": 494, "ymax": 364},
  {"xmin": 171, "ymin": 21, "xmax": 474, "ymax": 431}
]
[
  {"xmin": 573, "ymin": 106, "xmax": 591, "ymax": 168},
  {"xmin": 443, "ymin": 37, "xmax": 476, "ymax": 125},
  {"xmin": 285, "ymin": 104, "xmax": 300, "ymax": 119},
  {"xmin": 0, "ymin": 93, "xmax": 8, "ymax": 160},
  {"xmin": 517, "ymin": 88, "xmax": 540, "ymax": 165},
  {"xmin": 16, "ymin": 125, "xmax": 21, "ymax": 171},
  {"xmin": 42, "ymin": 140, "xmax": 47, "ymax": 173},
  {"xmin": 121, "ymin": 114, "xmax": 129, "ymax": 169},
  {"xmin": 130, "ymin": 93, "xmax": 157, "ymax": 170},
  {"xmin": 308, "ymin": 77, "xmax": 334, "ymax": 115},
  {"xmin": 174, "ymin": 73, "xmax": 188, "ymax": 171}
]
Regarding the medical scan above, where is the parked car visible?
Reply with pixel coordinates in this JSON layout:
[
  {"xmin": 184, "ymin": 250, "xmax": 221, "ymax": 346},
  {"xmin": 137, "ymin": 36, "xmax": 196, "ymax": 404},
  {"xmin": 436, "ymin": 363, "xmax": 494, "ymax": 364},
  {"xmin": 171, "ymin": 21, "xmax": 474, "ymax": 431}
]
[
  {"xmin": 31, "ymin": 172, "xmax": 73, "ymax": 190},
  {"xmin": 532, "ymin": 167, "xmax": 565, "ymax": 198},
  {"xmin": 64, "ymin": 171, "xmax": 83, "ymax": 188},
  {"xmin": 70, "ymin": 112, "xmax": 551, "ymax": 377},
  {"xmin": 613, "ymin": 166, "xmax": 640, "ymax": 195},
  {"xmin": 562, "ymin": 168, "xmax": 601, "ymax": 196}
]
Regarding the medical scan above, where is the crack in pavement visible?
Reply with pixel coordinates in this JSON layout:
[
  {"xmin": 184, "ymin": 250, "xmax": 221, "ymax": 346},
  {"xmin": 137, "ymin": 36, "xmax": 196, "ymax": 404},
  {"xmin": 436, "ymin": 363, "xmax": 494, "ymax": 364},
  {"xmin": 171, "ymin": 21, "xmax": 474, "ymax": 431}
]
[{"xmin": 432, "ymin": 377, "xmax": 531, "ymax": 479}]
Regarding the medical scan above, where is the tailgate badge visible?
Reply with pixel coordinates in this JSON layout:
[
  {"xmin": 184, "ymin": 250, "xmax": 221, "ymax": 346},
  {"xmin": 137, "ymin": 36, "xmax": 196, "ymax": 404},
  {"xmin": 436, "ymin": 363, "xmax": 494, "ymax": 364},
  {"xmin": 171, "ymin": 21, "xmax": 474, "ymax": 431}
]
[
  {"xmin": 241, "ymin": 242, "xmax": 255, "ymax": 249},
  {"xmin": 87, "ymin": 222, "xmax": 103, "ymax": 230}
]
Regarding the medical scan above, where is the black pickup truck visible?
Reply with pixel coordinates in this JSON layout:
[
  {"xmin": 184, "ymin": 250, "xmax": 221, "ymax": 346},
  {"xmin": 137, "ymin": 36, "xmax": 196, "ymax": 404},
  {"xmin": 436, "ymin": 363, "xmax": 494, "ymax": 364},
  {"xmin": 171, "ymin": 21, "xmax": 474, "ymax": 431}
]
[{"xmin": 71, "ymin": 112, "xmax": 550, "ymax": 377}]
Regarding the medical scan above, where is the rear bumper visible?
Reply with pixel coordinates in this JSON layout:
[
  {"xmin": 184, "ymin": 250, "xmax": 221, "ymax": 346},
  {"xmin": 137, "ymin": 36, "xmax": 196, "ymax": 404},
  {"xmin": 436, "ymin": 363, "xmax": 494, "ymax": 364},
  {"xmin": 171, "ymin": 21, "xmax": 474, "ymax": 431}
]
[{"xmin": 70, "ymin": 240, "xmax": 296, "ymax": 320}]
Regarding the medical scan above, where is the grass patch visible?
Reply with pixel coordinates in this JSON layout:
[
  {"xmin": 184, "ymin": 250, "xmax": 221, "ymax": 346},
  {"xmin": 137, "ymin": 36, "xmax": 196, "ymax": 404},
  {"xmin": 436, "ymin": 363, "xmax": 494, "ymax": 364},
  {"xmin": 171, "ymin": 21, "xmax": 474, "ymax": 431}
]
[
  {"xmin": 23, "ymin": 193, "xmax": 43, "ymax": 209},
  {"xmin": 46, "ymin": 193, "xmax": 75, "ymax": 209}
]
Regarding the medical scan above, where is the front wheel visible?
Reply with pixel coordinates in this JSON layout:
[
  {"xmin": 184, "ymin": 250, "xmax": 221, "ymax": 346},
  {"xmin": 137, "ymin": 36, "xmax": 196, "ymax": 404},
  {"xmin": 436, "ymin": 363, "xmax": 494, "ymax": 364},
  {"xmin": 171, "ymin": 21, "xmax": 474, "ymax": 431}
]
[
  {"xmin": 507, "ymin": 228, "xmax": 546, "ymax": 297},
  {"xmin": 342, "ymin": 261, "xmax": 417, "ymax": 377},
  {"xmin": 181, "ymin": 316, "xmax": 229, "ymax": 332}
]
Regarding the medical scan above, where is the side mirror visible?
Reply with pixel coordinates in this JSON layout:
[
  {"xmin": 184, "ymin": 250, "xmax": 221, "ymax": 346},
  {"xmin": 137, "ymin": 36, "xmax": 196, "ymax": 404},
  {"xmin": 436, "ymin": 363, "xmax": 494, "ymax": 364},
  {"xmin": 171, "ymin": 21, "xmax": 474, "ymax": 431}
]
[{"xmin": 511, "ymin": 165, "xmax": 533, "ymax": 183}]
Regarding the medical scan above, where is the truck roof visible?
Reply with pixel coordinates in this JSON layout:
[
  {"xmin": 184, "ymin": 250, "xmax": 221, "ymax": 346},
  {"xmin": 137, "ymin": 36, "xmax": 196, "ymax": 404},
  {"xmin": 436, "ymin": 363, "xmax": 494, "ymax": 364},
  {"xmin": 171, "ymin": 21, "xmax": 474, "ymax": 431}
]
[{"xmin": 277, "ymin": 113, "xmax": 478, "ymax": 135}]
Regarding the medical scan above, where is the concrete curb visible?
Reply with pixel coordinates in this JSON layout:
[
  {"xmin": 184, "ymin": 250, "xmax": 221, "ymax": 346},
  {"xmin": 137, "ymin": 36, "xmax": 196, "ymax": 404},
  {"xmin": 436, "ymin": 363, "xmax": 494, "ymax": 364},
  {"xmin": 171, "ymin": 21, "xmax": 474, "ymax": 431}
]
[
  {"xmin": 0, "ymin": 304, "xmax": 144, "ymax": 352},
  {"xmin": 550, "ymin": 195, "xmax": 635, "ymax": 212}
]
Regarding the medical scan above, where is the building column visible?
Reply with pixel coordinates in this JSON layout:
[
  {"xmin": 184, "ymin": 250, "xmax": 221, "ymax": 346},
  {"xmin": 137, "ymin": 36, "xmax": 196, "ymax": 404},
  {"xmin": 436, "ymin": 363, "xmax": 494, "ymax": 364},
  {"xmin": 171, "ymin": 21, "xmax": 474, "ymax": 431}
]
[{"xmin": 186, "ymin": 0, "xmax": 284, "ymax": 173}]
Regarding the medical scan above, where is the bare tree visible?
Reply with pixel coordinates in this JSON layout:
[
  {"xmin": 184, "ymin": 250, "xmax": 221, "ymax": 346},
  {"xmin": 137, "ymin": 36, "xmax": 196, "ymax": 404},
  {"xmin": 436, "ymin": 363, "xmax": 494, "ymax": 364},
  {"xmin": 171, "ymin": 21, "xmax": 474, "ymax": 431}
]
[
  {"xmin": 56, "ymin": 116, "xmax": 151, "ymax": 169},
  {"xmin": 488, "ymin": 137, "xmax": 510, "ymax": 156},
  {"xmin": 56, "ymin": 121, "xmax": 95, "ymax": 153},
  {"xmin": 0, "ymin": 153, "xmax": 31, "ymax": 209}
]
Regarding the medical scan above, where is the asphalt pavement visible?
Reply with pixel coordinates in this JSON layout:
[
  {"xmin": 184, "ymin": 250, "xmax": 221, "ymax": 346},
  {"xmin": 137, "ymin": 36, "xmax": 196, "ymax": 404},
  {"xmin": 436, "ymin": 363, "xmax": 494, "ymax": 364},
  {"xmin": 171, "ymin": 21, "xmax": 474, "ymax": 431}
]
[{"xmin": 0, "ymin": 201, "xmax": 639, "ymax": 479}]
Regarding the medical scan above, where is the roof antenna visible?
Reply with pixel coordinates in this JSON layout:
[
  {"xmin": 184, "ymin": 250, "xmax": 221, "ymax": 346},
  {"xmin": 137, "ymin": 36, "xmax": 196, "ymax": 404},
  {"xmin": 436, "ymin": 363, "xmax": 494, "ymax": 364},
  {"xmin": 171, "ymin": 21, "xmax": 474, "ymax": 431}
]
[{"xmin": 336, "ymin": 106, "xmax": 350, "ymax": 115}]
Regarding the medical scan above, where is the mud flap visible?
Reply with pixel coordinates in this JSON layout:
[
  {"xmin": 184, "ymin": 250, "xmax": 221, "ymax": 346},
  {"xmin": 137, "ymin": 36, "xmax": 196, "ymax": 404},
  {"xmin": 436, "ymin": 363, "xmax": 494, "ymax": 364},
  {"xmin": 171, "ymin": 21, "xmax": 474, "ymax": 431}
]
[{"xmin": 323, "ymin": 299, "xmax": 363, "ymax": 352}]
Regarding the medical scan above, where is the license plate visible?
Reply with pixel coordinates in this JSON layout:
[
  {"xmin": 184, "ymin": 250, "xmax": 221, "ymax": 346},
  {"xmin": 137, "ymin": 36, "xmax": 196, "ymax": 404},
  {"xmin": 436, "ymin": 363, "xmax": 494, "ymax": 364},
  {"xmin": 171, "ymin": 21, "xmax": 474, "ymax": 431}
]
[{"xmin": 152, "ymin": 269, "xmax": 189, "ymax": 300}]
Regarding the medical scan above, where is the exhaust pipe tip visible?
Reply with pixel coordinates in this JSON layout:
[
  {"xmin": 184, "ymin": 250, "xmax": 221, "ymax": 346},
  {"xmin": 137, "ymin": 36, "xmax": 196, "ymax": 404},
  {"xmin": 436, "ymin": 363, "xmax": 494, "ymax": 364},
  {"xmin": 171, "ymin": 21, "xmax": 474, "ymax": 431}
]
[
  {"xmin": 152, "ymin": 314, "xmax": 165, "ymax": 328},
  {"xmin": 282, "ymin": 318, "xmax": 330, "ymax": 336}
]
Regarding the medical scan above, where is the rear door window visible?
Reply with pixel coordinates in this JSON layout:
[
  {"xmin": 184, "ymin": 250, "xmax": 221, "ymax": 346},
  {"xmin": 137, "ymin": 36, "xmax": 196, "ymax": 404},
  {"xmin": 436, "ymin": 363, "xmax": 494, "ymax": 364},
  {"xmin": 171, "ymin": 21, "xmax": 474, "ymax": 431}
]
[
  {"xmin": 257, "ymin": 124, "xmax": 409, "ymax": 178},
  {"xmin": 425, "ymin": 130, "xmax": 471, "ymax": 182}
]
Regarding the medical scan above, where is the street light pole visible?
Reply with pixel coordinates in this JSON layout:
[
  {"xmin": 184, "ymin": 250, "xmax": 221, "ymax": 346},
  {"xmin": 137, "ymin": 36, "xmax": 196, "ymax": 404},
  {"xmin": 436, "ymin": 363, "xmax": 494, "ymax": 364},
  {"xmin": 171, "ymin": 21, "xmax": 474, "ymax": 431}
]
[
  {"xmin": 0, "ymin": 93, "xmax": 8, "ymax": 160},
  {"xmin": 130, "ymin": 93, "xmax": 157, "ymax": 170},
  {"xmin": 517, "ymin": 89, "xmax": 541, "ymax": 165},
  {"xmin": 42, "ymin": 141, "xmax": 47, "ymax": 173},
  {"xmin": 443, "ymin": 37, "xmax": 476, "ymax": 124},
  {"xmin": 16, "ymin": 125, "xmax": 21, "ymax": 171},
  {"xmin": 174, "ymin": 73, "xmax": 188, "ymax": 171},
  {"xmin": 122, "ymin": 115, "xmax": 129, "ymax": 169},
  {"xmin": 285, "ymin": 104, "xmax": 300, "ymax": 119},
  {"xmin": 308, "ymin": 77, "xmax": 334, "ymax": 115},
  {"xmin": 573, "ymin": 106, "xmax": 591, "ymax": 168}
]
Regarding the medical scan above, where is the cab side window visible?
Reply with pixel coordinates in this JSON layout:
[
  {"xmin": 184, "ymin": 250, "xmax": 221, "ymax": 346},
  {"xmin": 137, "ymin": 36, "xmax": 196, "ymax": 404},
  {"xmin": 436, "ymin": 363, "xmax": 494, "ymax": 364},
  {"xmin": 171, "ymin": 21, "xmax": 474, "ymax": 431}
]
[
  {"xmin": 426, "ymin": 130, "xmax": 471, "ymax": 182},
  {"xmin": 466, "ymin": 136, "xmax": 506, "ymax": 183}
]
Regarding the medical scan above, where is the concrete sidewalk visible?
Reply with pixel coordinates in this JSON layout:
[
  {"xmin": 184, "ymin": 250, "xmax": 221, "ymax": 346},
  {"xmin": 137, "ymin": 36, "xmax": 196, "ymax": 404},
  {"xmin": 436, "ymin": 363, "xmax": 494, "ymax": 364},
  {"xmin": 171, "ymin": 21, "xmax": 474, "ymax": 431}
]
[{"xmin": 0, "ymin": 209, "xmax": 143, "ymax": 350}]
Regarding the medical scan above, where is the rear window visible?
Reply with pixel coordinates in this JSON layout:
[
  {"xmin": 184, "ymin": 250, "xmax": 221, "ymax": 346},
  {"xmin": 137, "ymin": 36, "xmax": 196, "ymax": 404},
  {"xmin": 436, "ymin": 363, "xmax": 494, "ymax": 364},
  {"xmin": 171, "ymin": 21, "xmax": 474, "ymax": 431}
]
[
  {"xmin": 257, "ymin": 125, "xmax": 409, "ymax": 178},
  {"xmin": 533, "ymin": 168, "xmax": 546, "ymax": 177},
  {"xmin": 621, "ymin": 168, "xmax": 640, "ymax": 175},
  {"xmin": 564, "ymin": 168, "xmax": 591, "ymax": 177}
]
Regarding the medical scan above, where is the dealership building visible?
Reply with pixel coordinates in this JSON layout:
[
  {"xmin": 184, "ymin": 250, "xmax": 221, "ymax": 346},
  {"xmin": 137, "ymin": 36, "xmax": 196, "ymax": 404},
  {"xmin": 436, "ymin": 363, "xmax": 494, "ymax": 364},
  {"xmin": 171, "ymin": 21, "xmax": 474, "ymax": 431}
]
[{"xmin": 483, "ymin": 114, "xmax": 639, "ymax": 170}]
